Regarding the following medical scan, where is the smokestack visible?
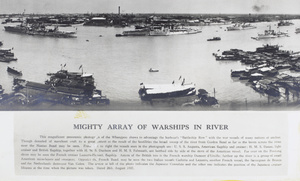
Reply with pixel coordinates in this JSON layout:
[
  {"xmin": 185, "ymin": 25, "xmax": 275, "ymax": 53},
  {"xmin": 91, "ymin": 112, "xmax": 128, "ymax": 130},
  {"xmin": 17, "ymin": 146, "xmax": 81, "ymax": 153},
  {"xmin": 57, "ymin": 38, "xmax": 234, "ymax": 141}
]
[{"xmin": 118, "ymin": 6, "xmax": 120, "ymax": 15}]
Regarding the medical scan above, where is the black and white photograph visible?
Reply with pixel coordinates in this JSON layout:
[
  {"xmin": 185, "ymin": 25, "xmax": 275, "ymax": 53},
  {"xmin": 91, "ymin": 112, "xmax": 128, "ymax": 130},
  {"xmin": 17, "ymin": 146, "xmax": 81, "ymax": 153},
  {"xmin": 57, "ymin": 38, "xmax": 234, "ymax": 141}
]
[
  {"xmin": 0, "ymin": 1, "xmax": 300, "ymax": 181},
  {"xmin": 1, "ymin": 0, "xmax": 300, "ymax": 110}
]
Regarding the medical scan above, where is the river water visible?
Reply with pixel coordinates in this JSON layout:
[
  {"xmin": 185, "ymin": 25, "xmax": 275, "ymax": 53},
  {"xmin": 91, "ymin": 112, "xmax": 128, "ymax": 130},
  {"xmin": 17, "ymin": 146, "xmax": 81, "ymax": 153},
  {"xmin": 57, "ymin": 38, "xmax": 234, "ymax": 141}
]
[{"xmin": 1, "ymin": 19, "xmax": 300, "ymax": 110}]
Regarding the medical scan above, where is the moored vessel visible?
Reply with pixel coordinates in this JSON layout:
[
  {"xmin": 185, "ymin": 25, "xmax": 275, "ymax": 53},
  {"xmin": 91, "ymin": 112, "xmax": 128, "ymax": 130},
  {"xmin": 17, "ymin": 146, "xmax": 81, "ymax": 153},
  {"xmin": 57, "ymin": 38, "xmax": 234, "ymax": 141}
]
[
  {"xmin": 12, "ymin": 67, "xmax": 110, "ymax": 106},
  {"xmin": 256, "ymin": 44, "xmax": 279, "ymax": 53},
  {"xmin": 138, "ymin": 82, "xmax": 196, "ymax": 101},
  {"xmin": 4, "ymin": 23, "xmax": 28, "ymax": 33},
  {"xmin": 278, "ymin": 20, "xmax": 294, "ymax": 26},
  {"xmin": 4, "ymin": 23, "xmax": 77, "ymax": 38},
  {"xmin": 116, "ymin": 28, "xmax": 149, "ymax": 37},
  {"xmin": 169, "ymin": 27, "xmax": 201, "ymax": 35},
  {"xmin": 149, "ymin": 26, "xmax": 170, "ymax": 36},
  {"xmin": 226, "ymin": 24, "xmax": 241, "ymax": 31},
  {"xmin": 251, "ymin": 26, "xmax": 288, "ymax": 40},
  {"xmin": 0, "ymin": 48, "xmax": 17, "ymax": 62},
  {"xmin": 7, "ymin": 66, "xmax": 22, "ymax": 76},
  {"xmin": 45, "ymin": 69, "xmax": 96, "ymax": 95}
]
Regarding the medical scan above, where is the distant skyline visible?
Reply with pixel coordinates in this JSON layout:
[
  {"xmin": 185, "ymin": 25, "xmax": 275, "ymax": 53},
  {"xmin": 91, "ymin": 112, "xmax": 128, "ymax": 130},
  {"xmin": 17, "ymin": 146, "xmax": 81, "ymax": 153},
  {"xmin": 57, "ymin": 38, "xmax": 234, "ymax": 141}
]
[{"xmin": 0, "ymin": 0, "xmax": 300, "ymax": 14}]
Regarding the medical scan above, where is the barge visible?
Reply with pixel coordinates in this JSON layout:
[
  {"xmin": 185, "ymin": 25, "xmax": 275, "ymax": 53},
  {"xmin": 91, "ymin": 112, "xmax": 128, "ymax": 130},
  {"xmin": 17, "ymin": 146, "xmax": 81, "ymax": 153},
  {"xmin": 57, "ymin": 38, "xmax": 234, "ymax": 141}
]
[
  {"xmin": 7, "ymin": 66, "xmax": 22, "ymax": 76},
  {"xmin": 138, "ymin": 82, "xmax": 196, "ymax": 101}
]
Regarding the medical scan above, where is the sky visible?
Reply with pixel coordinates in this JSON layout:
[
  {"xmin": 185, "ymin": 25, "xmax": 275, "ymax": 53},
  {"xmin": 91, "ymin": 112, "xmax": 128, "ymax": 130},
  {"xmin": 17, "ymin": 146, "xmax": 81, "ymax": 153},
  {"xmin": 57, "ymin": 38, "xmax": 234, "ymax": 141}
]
[{"xmin": 1, "ymin": 0, "xmax": 300, "ymax": 14}]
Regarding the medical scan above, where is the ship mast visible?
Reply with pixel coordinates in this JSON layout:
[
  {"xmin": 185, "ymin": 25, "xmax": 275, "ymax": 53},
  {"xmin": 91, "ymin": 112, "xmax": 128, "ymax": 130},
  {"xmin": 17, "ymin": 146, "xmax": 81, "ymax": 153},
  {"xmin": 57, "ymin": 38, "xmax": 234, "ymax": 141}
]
[{"xmin": 79, "ymin": 65, "xmax": 83, "ymax": 74}]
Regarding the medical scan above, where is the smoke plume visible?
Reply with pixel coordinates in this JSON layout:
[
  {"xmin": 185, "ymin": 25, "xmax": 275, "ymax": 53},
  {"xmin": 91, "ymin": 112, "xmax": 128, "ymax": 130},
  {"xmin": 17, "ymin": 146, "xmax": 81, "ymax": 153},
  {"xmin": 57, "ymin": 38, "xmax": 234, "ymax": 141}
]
[{"xmin": 252, "ymin": 4, "xmax": 267, "ymax": 12}]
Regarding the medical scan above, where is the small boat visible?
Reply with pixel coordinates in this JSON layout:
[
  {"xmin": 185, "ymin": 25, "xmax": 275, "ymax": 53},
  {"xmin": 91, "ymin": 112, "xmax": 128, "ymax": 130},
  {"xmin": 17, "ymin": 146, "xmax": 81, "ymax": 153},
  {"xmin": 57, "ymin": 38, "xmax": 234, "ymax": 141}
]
[
  {"xmin": 295, "ymin": 28, "xmax": 300, "ymax": 34},
  {"xmin": 149, "ymin": 68, "xmax": 159, "ymax": 72},
  {"xmin": 207, "ymin": 37, "xmax": 221, "ymax": 41},
  {"xmin": 7, "ymin": 66, "xmax": 22, "ymax": 76},
  {"xmin": 138, "ymin": 82, "xmax": 196, "ymax": 101}
]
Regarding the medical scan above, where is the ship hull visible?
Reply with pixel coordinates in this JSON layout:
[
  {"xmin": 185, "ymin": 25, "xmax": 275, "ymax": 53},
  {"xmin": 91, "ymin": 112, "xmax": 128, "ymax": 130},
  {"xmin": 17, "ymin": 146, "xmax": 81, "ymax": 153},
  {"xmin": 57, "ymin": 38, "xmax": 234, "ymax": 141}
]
[
  {"xmin": 138, "ymin": 83, "xmax": 196, "ymax": 101},
  {"xmin": 7, "ymin": 66, "xmax": 22, "ymax": 76},
  {"xmin": 4, "ymin": 26, "xmax": 27, "ymax": 33},
  {"xmin": 122, "ymin": 30, "xmax": 149, "ymax": 36},
  {"xmin": 4, "ymin": 25, "xmax": 76, "ymax": 38}
]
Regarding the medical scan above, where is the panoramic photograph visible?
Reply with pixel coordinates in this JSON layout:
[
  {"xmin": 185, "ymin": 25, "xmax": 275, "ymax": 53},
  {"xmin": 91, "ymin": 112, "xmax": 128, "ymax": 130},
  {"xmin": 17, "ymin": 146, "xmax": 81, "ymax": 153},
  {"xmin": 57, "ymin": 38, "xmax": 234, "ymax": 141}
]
[{"xmin": 0, "ymin": 0, "xmax": 300, "ymax": 110}]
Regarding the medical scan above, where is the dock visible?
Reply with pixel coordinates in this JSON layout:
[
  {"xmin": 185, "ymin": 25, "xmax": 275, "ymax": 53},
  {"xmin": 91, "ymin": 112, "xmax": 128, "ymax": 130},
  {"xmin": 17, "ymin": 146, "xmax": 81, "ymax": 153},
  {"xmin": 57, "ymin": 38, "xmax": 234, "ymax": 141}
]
[{"xmin": 215, "ymin": 44, "xmax": 300, "ymax": 104}]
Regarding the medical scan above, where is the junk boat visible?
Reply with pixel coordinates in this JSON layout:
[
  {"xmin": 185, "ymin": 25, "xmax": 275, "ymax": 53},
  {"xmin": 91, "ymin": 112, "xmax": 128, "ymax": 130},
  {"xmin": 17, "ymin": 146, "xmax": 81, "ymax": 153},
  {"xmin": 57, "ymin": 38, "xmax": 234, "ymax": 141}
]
[
  {"xmin": 45, "ymin": 69, "xmax": 96, "ymax": 95},
  {"xmin": 45, "ymin": 68, "xmax": 109, "ymax": 100},
  {"xmin": 251, "ymin": 26, "xmax": 288, "ymax": 40},
  {"xmin": 12, "ymin": 67, "xmax": 110, "ymax": 106},
  {"xmin": 25, "ymin": 67, "xmax": 110, "ymax": 105},
  {"xmin": 0, "ymin": 48, "xmax": 17, "ymax": 62},
  {"xmin": 138, "ymin": 82, "xmax": 196, "ymax": 101},
  {"xmin": 0, "ymin": 48, "xmax": 14, "ymax": 56},
  {"xmin": 207, "ymin": 37, "xmax": 221, "ymax": 41},
  {"xmin": 7, "ymin": 66, "xmax": 22, "ymax": 76}
]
